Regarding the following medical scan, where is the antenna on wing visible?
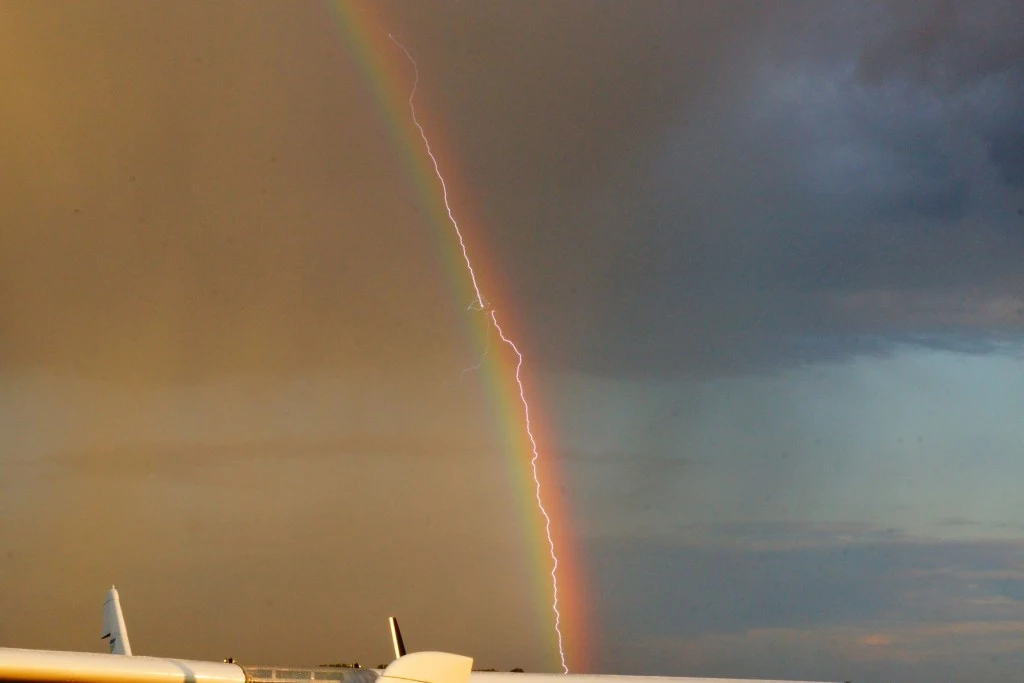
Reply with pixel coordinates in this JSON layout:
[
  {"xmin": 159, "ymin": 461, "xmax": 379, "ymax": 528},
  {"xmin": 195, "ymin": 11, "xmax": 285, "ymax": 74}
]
[
  {"xmin": 101, "ymin": 586, "xmax": 133, "ymax": 655},
  {"xmin": 389, "ymin": 616, "xmax": 407, "ymax": 659}
]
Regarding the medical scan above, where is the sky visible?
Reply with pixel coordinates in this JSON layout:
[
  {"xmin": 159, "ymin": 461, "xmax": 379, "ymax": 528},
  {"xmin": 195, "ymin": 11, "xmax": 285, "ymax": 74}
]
[{"xmin": 1, "ymin": 1, "xmax": 1024, "ymax": 681}]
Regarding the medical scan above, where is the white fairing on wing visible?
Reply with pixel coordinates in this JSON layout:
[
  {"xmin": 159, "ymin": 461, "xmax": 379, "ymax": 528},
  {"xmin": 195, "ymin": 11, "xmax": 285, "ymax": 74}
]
[
  {"xmin": 380, "ymin": 652, "xmax": 473, "ymax": 683},
  {"xmin": 0, "ymin": 648, "xmax": 246, "ymax": 683},
  {"xmin": 471, "ymin": 675, "xmax": 839, "ymax": 683},
  {"xmin": 101, "ymin": 587, "xmax": 132, "ymax": 656}
]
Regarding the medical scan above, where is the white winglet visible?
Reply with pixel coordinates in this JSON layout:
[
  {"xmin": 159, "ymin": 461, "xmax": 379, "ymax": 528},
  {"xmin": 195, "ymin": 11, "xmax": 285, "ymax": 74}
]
[
  {"xmin": 380, "ymin": 652, "xmax": 472, "ymax": 683},
  {"xmin": 101, "ymin": 586, "xmax": 133, "ymax": 655},
  {"xmin": 389, "ymin": 617, "xmax": 407, "ymax": 660}
]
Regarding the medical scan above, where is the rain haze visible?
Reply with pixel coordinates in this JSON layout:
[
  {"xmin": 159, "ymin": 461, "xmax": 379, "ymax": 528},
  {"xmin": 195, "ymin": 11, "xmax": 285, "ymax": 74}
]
[{"xmin": 2, "ymin": 1, "xmax": 1024, "ymax": 682}]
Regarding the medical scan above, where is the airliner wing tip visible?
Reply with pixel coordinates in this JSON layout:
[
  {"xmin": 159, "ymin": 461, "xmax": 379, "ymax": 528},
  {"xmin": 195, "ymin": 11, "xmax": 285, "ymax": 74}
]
[{"xmin": 102, "ymin": 587, "xmax": 132, "ymax": 656}]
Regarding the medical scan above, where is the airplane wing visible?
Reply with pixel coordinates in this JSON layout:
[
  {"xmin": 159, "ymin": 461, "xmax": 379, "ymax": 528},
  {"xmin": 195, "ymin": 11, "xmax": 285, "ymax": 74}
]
[
  {"xmin": 1, "ymin": 590, "xmax": 475, "ymax": 683},
  {"xmin": 0, "ymin": 594, "xmax": 836, "ymax": 683},
  {"xmin": 0, "ymin": 647, "xmax": 246, "ymax": 683},
  {"xmin": 0, "ymin": 649, "xmax": 472, "ymax": 683}
]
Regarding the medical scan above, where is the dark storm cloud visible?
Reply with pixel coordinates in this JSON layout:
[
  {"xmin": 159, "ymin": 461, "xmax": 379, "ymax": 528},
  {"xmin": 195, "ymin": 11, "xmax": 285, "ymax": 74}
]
[
  {"xmin": 3, "ymin": 1, "xmax": 1022, "ymax": 382},
  {"xmin": 379, "ymin": 1, "xmax": 765, "ymax": 195},
  {"xmin": 854, "ymin": 0, "xmax": 1024, "ymax": 91},
  {"xmin": 373, "ymin": 1, "xmax": 781, "ymax": 377},
  {"xmin": 376, "ymin": 0, "xmax": 1024, "ymax": 379}
]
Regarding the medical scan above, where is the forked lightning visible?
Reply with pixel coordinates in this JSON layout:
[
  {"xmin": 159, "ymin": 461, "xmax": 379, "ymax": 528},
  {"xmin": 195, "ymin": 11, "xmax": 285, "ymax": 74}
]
[{"xmin": 388, "ymin": 33, "xmax": 569, "ymax": 674}]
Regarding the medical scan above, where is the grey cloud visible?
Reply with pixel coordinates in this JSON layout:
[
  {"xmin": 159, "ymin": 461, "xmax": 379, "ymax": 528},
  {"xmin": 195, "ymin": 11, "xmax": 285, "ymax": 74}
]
[
  {"xmin": 584, "ymin": 529, "xmax": 1024, "ymax": 677},
  {"xmin": 379, "ymin": 0, "xmax": 765, "ymax": 196},
  {"xmin": 987, "ymin": 111, "xmax": 1024, "ymax": 187},
  {"xmin": 529, "ymin": 0, "xmax": 1024, "ymax": 379},
  {"xmin": 938, "ymin": 516, "xmax": 983, "ymax": 528},
  {"xmin": 982, "ymin": 578, "xmax": 1024, "ymax": 601},
  {"xmin": 590, "ymin": 535, "xmax": 906, "ymax": 638},
  {"xmin": 854, "ymin": 0, "xmax": 1024, "ymax": 91}
]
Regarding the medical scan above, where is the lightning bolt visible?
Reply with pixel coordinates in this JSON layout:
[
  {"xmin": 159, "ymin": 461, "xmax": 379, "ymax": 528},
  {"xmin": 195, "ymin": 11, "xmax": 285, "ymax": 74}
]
[
  {"xmin": 389, "ymin": 33, "xmax": 570, "ymax": 674},
  {"xmin": 457, "ymin": 337, "xmax": 490, "ymax": 382}
]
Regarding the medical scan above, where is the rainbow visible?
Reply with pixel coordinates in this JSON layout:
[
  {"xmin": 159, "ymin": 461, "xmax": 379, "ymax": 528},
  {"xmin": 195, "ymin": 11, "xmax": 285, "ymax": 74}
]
[{"xmin": 324, "ymin": 1, "xmax": 588, "ymax": 672}]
